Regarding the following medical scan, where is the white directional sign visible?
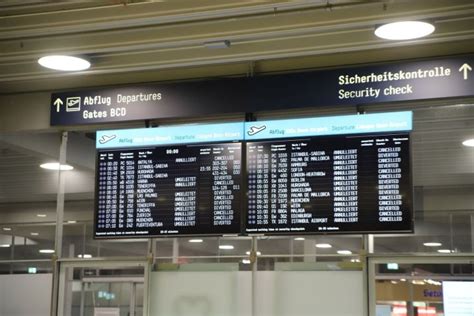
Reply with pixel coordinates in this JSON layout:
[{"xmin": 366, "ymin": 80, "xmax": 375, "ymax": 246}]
[
  {"xmin": 53, "ymin": 98, "xmax": 63, "ymax": 112},
  {"xmin": 459, "ymin": 63, "xmax": 472, "ymax": 80}
]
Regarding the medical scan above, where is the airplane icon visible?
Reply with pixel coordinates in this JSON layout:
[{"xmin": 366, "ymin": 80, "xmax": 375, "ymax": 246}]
[
  {"xmin": 247, "ymin": 125, "xmax": 266, "ymax": 136},
  {"xmin": 98, "ymin": 134, "xmax": 117, "ymax": 144}
]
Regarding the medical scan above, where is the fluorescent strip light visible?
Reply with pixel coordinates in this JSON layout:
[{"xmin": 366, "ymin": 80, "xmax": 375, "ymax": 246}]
[
  {"xmin": 219, "ymin": 245, "xmax": 234, "ymax": 250},
  {"xmin": 189, "ymin": 239, "xmax": 203, "ymax": 243},
  {"xmin": 375, "ymin": 21, "xmax": 435, "ymax": 40},
  {"xmin": 30, "ymin": 232, "xmax": 39, "ymax": 236},
  {"xmin": 462, "ymin": 138, "xmax": 474, "ymax": 147},
  {"xmin": 40, "ymin": 162, "xmax": 74, "ymax": 171},
  {"xmin": 39, "ymin": 249, "xmax": 55, "ymax": 254},
  {"xmin": 37, "ymin": 214, "xmax": 47, "ymax": 218},
  {"xmin": 423, "ymin": 242, "xmax": 442, "ymax": 247},
  {"xmin": 0, "ymin": 244, "xmax": 11, "ymax": 248},
  {"xmin": 315, "ymin": 243, "xmax": 332, "ymax": 249},
  {"xmin": 337, "ymin": 250, "xmax": 352, "ymax": 255},
  {"xmin": 2, "ymin": 227, "xmax": 11, "ymax": 231},
  {"xmin": 38, "ymin": 55, "xmax": 90, "ymax": 71},
  {"xmin": 294, "ymin": 237, "xmax": 305, "ymax": 241},
  {"xmin": 77, "ymin": 254, "xmax": 93, "ymax": 259},
  {"xmin": 246, "ymin": 251, "xmax": 262, "ymax": 256},
  {"xmin": 242, "ymin": 259, "xmax": 251, "ymax": 264},
  {"xmin": 437, "ymin": 249, "xmax": 453, "ymax": 253}
]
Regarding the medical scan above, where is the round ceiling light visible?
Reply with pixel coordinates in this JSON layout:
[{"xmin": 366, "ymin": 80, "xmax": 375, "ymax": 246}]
[
  {"xmin": 38, "ymin": 55, "xmax": 90, "ymax": 71},
  {"xmin": 375, "ymin": 21, "xmax": 435, "ymax": 40},
  {"xmin": 462, "ymin": 138, "xmax": 474, "ymax": 147},
  {"xmin": 40, "ymin": 162, "xmax": 74, "ymax": 171}
]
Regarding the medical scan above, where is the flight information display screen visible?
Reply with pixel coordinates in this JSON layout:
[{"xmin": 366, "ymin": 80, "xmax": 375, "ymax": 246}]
[
  {"xmin": 245, "ymin": 134, "xmax": 412, "ymax": 234},
  {"xmin": 94, "ymin": 123, "xmax": 243, "ymax": 238}
]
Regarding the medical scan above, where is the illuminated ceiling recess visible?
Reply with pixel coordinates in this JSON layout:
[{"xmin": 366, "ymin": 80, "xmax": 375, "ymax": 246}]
[
  {"xmin": 375, "ymin": 21, "xmax": 435, "ymax": 40},
  {"xmin": 38, "ymin": 55, "xmax": 90, "ymax": 71}
]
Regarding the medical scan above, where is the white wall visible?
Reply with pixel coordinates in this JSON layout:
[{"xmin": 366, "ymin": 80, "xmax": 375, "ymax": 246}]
[
  {"xmin": 149, "ymin": 270, "xmax": 364, "ymax": 316},
  {"xmin": 0, "ymin": 274, "xmax": 52, "ymax": 316}
]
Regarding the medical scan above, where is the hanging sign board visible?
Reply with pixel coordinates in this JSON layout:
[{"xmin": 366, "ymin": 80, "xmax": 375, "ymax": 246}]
[{"xmin": 51, "ymin": 54, "xmax": 473, "ymax": 126}]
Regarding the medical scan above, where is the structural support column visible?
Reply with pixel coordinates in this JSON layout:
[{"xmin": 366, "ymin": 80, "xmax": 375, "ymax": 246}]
[{"xmin": 51, "ymin": 131, "xmax": 68, "ymax": 316}]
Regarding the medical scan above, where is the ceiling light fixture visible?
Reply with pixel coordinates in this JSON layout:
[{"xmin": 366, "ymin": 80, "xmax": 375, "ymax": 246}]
[
  {"xmin": 67, "ymin": 220, "xmax": 77, "ymax": 224},
  {"xmin": 38, "ymin": 55, "xmax": 90, "ymax": 71},
  {"xmin": 0, "ymin": 244, "xmax": 11, "ymax": 248},
  {"xmin": 462, "ymin": 138, "xmax": 474, "ymax": 147},
  {"xmin": 437, "ymin": 249, "xmax": 453, "ymax": 253},
  {"xmin": 219, "ymin": 245, "xmax": 234, "ymax": 250},
  {"xmin": 30, "ymin": 232, "xmax": 39, "ymax": 236},
  {"xmin": 315, "ymin": 243, "xmax": 332, "ymax": 249},
  {"xmin": 2, "ymin": 227, "xmax": 12, "ymax": 231},
  {"xmin": 189, "ymin": 239, "xmax": 203, "ymax": 243},
  {"xmin": 242, "ymin": 259, "xmax": 251, "ymax": 264},
  {"xmin": 246, "ymin": 251, "xmax": 262, "ymax": 256},
  {"xmin": 337, "ymin": 250, "xmax": 353, "ymax": 255},
  {"xmin": 37, "ymin": 214, "xmax": 47, "ymax": 218},
  {"xmin": 423, "ymin": 242, "xmax": 442, "ymax": 247},
  {"xmin": 40, "ymin": 162, "xmax": 74, "ymax": 171},
  {"xmin": 39, "ymin": 249, "xmax": 55, "ymax": 254},
  {"xmin": 294, "ymin": 237, "xmax": 305, "ymax": 241},
  {"xmin": 77, "ymin": 254, "xmax": 93, "ymax": 259},
  {"xmin": 375, "ymin": 21, "xmax": 435, "ymax": 40}
]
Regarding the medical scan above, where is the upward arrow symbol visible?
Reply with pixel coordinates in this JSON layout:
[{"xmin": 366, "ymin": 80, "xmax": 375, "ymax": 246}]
[
  {"xmin": 459, "ymin": 63, "xmax": 472, "ymax": 80},
  {"xmin": 53, "ymin": 98, "xmax": 63, "ymax": 112}
]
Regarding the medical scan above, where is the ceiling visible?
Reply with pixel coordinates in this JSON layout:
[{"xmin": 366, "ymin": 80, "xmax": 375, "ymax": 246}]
[{"xmin": 0, "ymin": 0, "xmax": 473, "ymax": 94}]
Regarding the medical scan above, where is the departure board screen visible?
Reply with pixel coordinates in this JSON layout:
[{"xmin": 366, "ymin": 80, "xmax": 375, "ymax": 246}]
[
  {"xmin": 94, "ymin": 123, "xmax": 244, "ymax": 238},
  {"xmin": 245, "ymin": 133, "xmax": 412, "ymax": 234}
]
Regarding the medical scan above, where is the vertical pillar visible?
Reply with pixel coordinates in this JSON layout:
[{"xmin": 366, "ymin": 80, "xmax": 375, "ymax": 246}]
[{"xmin": 51, "ymin": 131, "xmax": 68, "ymax": 316}]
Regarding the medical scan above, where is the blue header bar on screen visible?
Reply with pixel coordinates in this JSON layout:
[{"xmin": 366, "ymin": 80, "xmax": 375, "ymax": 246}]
[
  {"xmin": 244, "ymin": 111, "xmax": 412, "ymax": 140},
  {"xmin": 96, "ymin": 122, "xmax": 244, "ymax": 149},
  {"xmin": 96, "ymin": 112, "xmax": 412, "ymax": 148}
]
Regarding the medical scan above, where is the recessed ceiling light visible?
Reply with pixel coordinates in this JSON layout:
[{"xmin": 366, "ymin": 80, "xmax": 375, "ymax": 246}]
[
  {"xmin": 37, "ymin": 214, "xmax": 47, "ymax": 218},
  {"xmin": 437, "ymin": 249, "xmax": 453, "ymax": 253},
  {"xmin": 38, "ymin": 55, "xmax": 90, "ymax": 71},
  {"xmin": 219, "ymin": 245, "xmax": 234, "ymax": 250},
  {"xmin": 423, "ymin": 242, "xmax": 442, "ymax": 247},
  {"xmin": 30, "ymin": 232, "xmax": 39, "ymax": 236},
  {"xmin": 77, "ymin": 254, "xmax": 93, "ymax": 259},
  {"xmin": 294, "ymin": 237, "xmax": 305, "ymax": 241},
  {"xmin": 39, "ymin": 249, "xmax": 55, "ymax": 254},
  {"xmin": 337, "ymin": 250, "xmax": 352, "ymax": 255},
  {"xmin": 40, "ymin": 162, "xmax": 74, "ymax": 171},
  {"xmin": 189, "ymin": 239, "xmax": 203, "ymax": 243},
  {"xmin": 0, "ymin": 244, "xmax": 11, "ymax": 248},
  {"xmin": 2, "ymin": 227, "xmax": 11, "ymax": 231},
  {"xmin": 315, "ymin": 243, "xmax": 332, "ymax": 249},
  {"xmin": 462, "ymin": 139, "xmax": 474, "ymax": 147},
  {"xmin": 375, "ymin": 21, "xmax": 435, "ymax": 40},
  {"xmin": 245, "ymin": 251, "xmax": 262, "ymax": 256}
]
